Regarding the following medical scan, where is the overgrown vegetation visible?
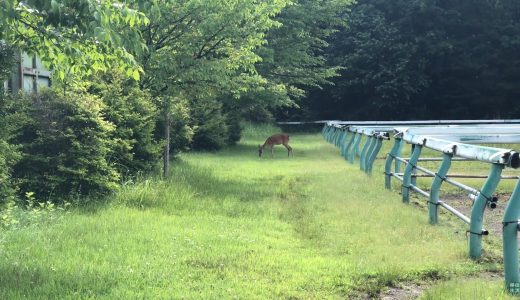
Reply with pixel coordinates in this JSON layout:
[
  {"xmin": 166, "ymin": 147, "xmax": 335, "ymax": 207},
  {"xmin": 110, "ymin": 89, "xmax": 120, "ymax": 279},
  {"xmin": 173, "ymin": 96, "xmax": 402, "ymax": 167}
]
[
  {"xmin": 0, "ymin": 127, "xmax": 510, "ymax": 298},
  {"xmin": 10, "ymin": 90, "xmax": 119, "ymax": 202},
  {"xmin": 0, "ymin": 0, "xmax": 352, "ymax": 202}
]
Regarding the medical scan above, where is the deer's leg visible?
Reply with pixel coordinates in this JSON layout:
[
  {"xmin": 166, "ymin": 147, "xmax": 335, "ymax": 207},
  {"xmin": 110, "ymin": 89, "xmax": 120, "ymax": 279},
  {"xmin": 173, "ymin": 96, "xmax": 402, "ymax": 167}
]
[
  {"xmin": 283, "ymin": 143, "xmax": 293, "ymax": 157},
  {"xmin": 270, "ymin": 145, "xmax": 274, "ymax": 158}
]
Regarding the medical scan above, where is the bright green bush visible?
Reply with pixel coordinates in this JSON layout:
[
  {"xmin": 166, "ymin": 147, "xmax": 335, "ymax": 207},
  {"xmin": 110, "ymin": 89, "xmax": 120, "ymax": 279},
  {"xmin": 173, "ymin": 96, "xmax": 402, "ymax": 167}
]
[
  {"xmin": 154, "ymin": 98, "xmax": 194, "ymax": 157},
  {"xmin": 10, "ymin": 90, "xmax": 120, "ymax": 202},
  {"xmin": 89, "ymin": 72, "xmax": 161, "ymax": 177}
]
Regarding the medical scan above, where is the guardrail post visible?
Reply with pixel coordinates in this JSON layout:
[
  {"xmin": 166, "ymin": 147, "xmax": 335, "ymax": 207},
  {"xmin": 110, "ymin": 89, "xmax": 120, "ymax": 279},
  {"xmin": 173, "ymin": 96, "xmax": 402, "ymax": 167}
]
[
  {"xmin": 331, "ymin": 127, "xmax": 338, "ymax": 145},
  {"xmin": 363, "ymin": 136, "xmax": 378, "ymax": 173},
  {"xmin": 360, "ymin": 136, "xmax": 374, "ymax": 171},
  {"xmin": 402, "ymin": 144, "xmax": 423, "ymax": 203},
  {"xmin": 335, "ymin": 128, "xmax": 344, "ymax": 147},
  {"xmin": 349, "ymin": 133, "xmax": 362, "ymax": 163},
  {"xmin": 340, "ymin": 131, "xmax": 349, "ymax": 156},
  {"xmin": 503, "ymin": 179, "xmax": 520, "ymax": 295},
  {"xmin": 343, "ymin": 131, "xmax": 355, "ymax": 160},
  {"xmin": 385, "ymin": 137, "xmax": 403, "ymax": 189},
  {"xmin": 366, "ymin": 137, "xmax": 383, "ymax": 175},
  {"xmin": 411, "ymin": 145, "xmax": 418, "ymax": 187},
  {"xmin": 469, "ymin": 163, "xmax": 503, "ymax": 259},
  {"xmin": 429, "ymin": 153, "xmax": 453, "ymax": 224},
  {"xmin": 395, "ymin": 139, "xmax": 404, "ymax": 173},
  {"xmin": 337, "ymin": 130, "xmax": 345, "ymax": 150},
  {"xmin": 328, "ymin": 127, "xmax": 335, "ymax": 144},
  {"xmin": 324, "ymin": 126, "xmax": 331, "ymax": 142}
]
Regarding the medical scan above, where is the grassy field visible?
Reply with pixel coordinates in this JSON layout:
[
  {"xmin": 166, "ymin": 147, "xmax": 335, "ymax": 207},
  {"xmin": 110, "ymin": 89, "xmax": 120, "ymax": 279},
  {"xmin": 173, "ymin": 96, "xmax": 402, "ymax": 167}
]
[{"xmin": 0, "ymin": 124, "xmax": 515, "ymax": 299}]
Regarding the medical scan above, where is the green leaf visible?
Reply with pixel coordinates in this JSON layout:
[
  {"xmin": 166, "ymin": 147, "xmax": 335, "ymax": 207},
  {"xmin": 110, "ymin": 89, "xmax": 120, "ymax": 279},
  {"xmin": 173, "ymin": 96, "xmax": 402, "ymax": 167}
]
[{"xmin": 132, "ymin": 69, "xmax": 140, "ymax": 81}]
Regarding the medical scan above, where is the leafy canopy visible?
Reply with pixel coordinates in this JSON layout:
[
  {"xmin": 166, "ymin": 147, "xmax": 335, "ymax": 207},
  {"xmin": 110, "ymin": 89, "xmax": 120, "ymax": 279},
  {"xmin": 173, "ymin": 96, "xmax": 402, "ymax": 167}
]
[{"xmin": 0, "ymin": 0, "xmax": 149, "ymax": 80}]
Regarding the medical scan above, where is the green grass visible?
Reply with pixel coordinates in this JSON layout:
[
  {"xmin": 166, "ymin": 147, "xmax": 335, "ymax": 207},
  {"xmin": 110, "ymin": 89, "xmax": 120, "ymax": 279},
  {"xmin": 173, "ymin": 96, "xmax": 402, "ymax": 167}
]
[
  {"xmin": 421, "ymin": 278, "xmax": 516, "ymax": 300},
  {"xmin": 0, "ymin": 124, "xmax": 513, "ymax": 298}
]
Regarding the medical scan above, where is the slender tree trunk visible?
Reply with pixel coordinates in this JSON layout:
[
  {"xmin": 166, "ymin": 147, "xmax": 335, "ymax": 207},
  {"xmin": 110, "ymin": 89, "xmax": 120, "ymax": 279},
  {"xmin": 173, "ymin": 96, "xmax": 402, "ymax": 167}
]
[{"xmin": 163, "ymin": 105, "xmax": 170, "ymax": 178}]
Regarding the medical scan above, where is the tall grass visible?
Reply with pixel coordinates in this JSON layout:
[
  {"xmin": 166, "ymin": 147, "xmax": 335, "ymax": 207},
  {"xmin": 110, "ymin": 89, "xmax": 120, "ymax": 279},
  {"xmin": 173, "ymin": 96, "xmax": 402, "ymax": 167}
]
[{"xmin": 0, "ymin": 124, "xmax": 510, "ymax": 298}]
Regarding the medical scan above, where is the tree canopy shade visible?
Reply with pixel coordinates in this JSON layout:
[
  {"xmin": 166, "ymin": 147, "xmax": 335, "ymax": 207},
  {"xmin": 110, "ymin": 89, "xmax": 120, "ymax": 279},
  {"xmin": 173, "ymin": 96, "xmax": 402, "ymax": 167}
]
[
  {"xmin": 301, "ymin": 0, "xmax": 520, "ymax": 121},
  {"xmin": 0, "ymin": 0, "xmax": 148, "ymax": 80}
]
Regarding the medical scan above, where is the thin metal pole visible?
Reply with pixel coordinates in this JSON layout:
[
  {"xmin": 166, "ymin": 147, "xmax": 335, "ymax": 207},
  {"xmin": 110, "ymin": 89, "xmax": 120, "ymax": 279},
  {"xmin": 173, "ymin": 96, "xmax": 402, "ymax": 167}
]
[
  {"xmin": 395, "ymin": 140, "xmax": 404, "ymax": 173},
  {"xmin": 411, "ymin": 145, "xmax": 418, "ymax": 188},
  {"xmin": 396, "ymin": 174, "xmax": 519, "ymax": 180},
  {"xmin": 469, "ymin": 163, "xmax": 503, "ymax": 259},
  {"xmin": 438, "ymin": 201, "xmax": 471, "ymax": 224},
  {"xmin": 503, "ymin": 179, "xmax": 520, "ymax": 295}
]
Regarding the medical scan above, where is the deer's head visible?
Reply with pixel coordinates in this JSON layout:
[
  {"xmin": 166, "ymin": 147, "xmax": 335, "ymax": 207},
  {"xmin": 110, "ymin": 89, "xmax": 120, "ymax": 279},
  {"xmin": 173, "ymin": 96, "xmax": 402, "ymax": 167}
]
[{"xmin": 258, "ymin": 145, "xmax": 263, "ymax": 157}]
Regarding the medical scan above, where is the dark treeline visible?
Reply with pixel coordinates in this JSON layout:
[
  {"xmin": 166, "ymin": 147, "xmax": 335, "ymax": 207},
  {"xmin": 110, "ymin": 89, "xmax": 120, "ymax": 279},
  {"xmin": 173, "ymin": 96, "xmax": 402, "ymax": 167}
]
[{"xmin": 293, "ymin": 0, "xmax": 520, "ymax": 120}]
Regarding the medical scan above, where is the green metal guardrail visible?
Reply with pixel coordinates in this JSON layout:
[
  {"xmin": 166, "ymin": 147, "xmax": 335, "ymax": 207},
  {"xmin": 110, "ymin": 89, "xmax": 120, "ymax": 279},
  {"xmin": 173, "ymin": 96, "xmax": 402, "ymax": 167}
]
[{"xmin": 321, "ymin": 121, "xmax": 520, "ymax": 295}]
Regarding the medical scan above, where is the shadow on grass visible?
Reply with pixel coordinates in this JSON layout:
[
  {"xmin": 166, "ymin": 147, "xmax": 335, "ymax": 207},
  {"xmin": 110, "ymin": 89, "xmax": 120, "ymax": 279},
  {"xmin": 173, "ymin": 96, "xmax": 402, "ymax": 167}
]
[
  {"xmin": 170, "ymin": 159, "xmax": 274, "ymax": 203},
  {"xmin": 0, "ymin": 265, "xmax": 118, "ymax": 298},
  {"xmin": 111, "ymin": 156, "xmax": 284, "ymax": 218}
]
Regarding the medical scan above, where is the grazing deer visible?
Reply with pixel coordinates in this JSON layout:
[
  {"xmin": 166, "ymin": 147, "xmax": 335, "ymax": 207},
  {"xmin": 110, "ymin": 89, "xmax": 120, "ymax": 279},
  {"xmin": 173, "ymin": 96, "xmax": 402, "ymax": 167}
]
[{"xmin": 258, "ymin": 133, "xmax": 293, "ymax": 158}]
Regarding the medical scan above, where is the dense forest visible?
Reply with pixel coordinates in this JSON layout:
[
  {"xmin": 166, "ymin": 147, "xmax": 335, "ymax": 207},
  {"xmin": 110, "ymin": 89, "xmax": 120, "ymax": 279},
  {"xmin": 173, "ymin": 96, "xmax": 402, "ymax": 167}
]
[
  {"xmin": 293, "ymin": 0, "xmax": 520, "ymax": 121},
  {"xmin": 1, "ymin": 0, "xmax": 519, "ymax": 205}
]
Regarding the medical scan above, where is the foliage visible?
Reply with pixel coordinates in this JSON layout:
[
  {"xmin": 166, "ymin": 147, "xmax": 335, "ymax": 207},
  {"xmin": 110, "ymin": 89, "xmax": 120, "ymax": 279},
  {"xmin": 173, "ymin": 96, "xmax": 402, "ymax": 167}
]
[
  {"xmin": 303, "ymin": 0, "xmax": 520, "ymax": 120},
  {"xmin": 224, "ymin": 108, "xmax": 242, "ymax": 145},
  {"xmin": 89, "ymin": 72, "xmax": 161, "ymax": 177},
  {"xmin": 0, "ymin": 0, "xmax": 148, "ymax": 81},
  {"xmin": 258, "ymin": 0, "xmax": 353, "ymax": 99},
  {"xmin": 235, "ymin": 0, "xmax": 354, "ymax": 122},
  {"xmin": 154, "ymin": 98, "xmax": 194, "ymax": 156},
  {"xmin": 133, "ymin": 0, "xmax": 289, "ymax": 173},
  {"xmin": 9, "ymin": 90, "xmax": 120, "ymax": 202},
  {"xmin": 0, "ymin": 43, "xmax": 20, "ymax": 204},
  {"xmin": 136, "ymin": 0, "xmax": 289, "ymax": 98},
  {"xmin": 189, "ymin": 98, "xmax": 229, "ymax": 151}
]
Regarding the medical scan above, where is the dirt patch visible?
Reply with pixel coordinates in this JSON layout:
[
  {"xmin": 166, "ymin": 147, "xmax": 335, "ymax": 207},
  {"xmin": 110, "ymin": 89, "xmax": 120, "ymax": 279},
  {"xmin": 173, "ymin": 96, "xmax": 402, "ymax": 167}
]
[
  {"xmin": 380, "ymin": 283, "xmax": 424, "ymax": 300},
  {"xmin": 439, "ymin": 192, "xmax": 513, "ymax": 238},
  {"xmin": 376, "ymin": 271, "xmax": 503, "ymax": 300}
]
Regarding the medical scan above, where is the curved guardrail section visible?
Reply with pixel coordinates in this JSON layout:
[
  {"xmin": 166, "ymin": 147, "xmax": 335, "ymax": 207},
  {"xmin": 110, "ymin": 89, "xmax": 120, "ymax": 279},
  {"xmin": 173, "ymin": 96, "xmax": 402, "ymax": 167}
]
[{"xmin": 321, "ymin": 121, "xmax": 520, "ymax": 295}]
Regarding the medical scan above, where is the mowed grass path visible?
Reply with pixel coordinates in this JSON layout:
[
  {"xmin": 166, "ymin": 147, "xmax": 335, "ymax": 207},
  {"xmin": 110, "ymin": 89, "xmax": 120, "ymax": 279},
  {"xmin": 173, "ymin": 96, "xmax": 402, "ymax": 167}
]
[{"xmin": 0, "ymin": 125, "xmax": 511, "ymax": 298}]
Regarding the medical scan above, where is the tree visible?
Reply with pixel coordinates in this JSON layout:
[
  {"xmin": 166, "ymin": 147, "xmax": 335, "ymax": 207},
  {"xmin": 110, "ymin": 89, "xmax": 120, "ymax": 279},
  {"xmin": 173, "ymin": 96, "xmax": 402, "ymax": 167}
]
[
  {"xmin": 303, "ymin": 0, "xmax": 520, "ymax": 120},
  {"xmin": 132, "ymin": 0, "xmax": 290, "ymax": 176},
  {"xmin": 0, "ymin": 0, "xmax": 148, "ymax": 81},
  {"xmin": 243, "ymin": 0, "xmax": 354, "ymax": 121}
]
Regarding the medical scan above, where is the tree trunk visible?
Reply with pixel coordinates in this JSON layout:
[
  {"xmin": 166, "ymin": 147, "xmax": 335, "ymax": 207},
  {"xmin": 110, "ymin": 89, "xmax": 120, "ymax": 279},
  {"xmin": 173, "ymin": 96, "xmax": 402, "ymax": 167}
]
[{"xmin": 163, "ymin": 106, "xmax": 170, "ymax": 178}]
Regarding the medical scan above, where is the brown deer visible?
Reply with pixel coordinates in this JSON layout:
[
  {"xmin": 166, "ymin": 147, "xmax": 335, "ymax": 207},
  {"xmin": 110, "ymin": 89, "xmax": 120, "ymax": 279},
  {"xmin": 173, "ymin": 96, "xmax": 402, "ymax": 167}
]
[{"xmin": 258, "ymin": 134, "xmax": 293, "ymax": 158}]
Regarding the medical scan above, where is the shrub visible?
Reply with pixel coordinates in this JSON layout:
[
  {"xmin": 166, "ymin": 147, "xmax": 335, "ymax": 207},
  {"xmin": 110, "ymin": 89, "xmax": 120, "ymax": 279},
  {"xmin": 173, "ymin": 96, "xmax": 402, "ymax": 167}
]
[
  {"xmin": 154, "ymin": 98, "xmax": 194, "ymax": 157},
  {"xmin": 10, "ymin": 90, "xmax": 120, "ymax": 202},
  {"xmin": 89, "ymin": 72, "xmax": 161, "ymax": 177},
  {"xmin": 0, "ymin": 42, "xmax": 19, "ymax": 204},
  {"xmin": 224, "ymin": 107, "xmax": 242, "ymax": 145},
  {"xmin": 190, "ymin": 98, "xmax": 229, "ymax": 151}
]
